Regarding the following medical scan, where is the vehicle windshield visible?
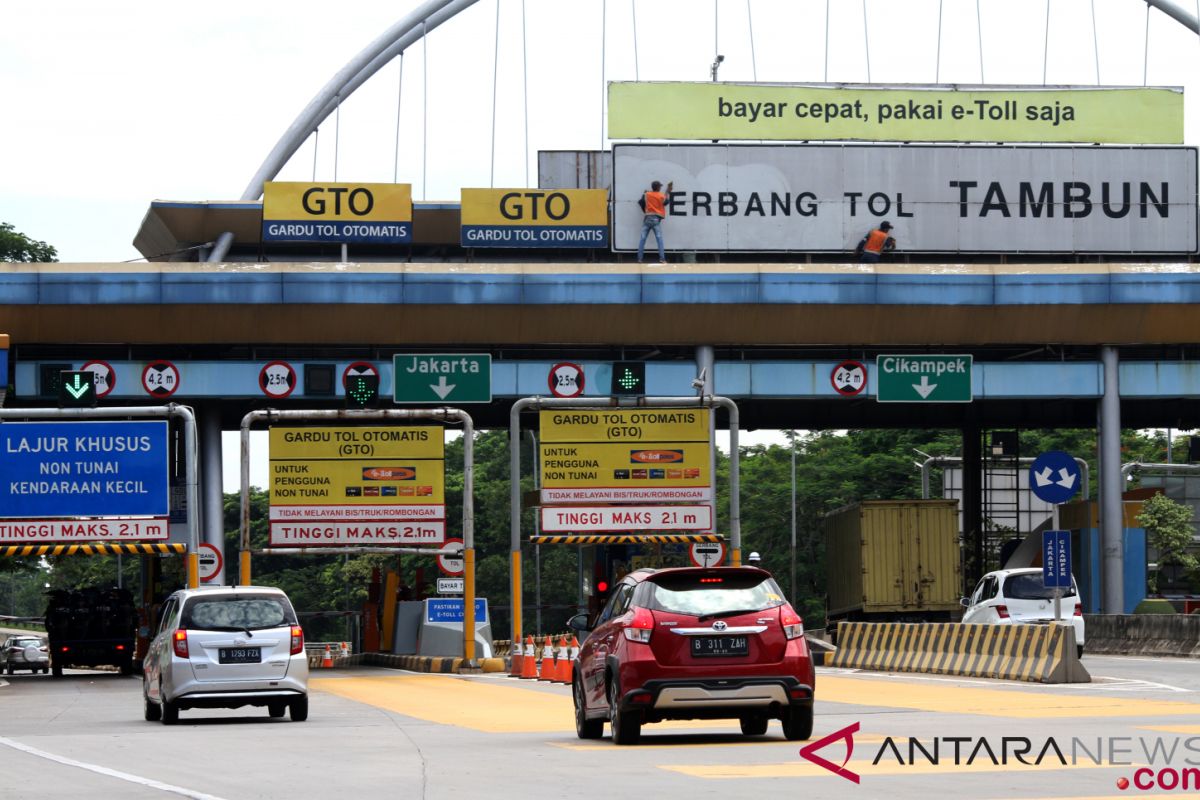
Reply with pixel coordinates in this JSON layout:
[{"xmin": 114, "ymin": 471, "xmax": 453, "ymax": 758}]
[
  {"xmin": 646, "ymin": 572, "xmax": 786, "ymax": 618},
  {"xmin": 181, "ymin": 594, "xmax": 296, "ymax": 631},
  {"xmin": 1004, "ymin": 573, "xmax": 1077, "ymax": 600},
  {"xmin": 12, "ymin": 638, "xmax": 42, "ymax": 647}
]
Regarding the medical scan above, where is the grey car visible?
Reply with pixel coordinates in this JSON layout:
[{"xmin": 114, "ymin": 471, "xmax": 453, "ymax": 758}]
[
  {"xmin": 142, "ymin": 585, "xmax": 309, "ymax": 724},
  {"xmin": 2, "ymin": 635, "xmax": 49, "ymax": 674}
]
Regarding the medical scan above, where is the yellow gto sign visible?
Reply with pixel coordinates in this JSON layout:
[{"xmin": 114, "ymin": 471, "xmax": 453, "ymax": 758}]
[
  {"xmin": 539, "ymin": 409, "xmax": 711, "ymax": 502},
  {"xmin": 460, "ymin": 188, "xmax": 608, "ymax": 248},
  {"xmin": 262, "ymin": 181, "xmax": 412, "ymax": 243},
  {"xmin": 608, "ymin": 82, "xmax": 1183, "ymax": 144}
]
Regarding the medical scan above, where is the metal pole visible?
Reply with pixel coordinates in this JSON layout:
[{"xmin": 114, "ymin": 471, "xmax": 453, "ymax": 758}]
[
  {"xmin": 790, "ymin": 436, "xmax": 797, "ymax": 605},
  {"xmin": 921, "ymin": 455, "xmax": 1091, "ymax": 500},
  {"xmin": 1099, "ymin": 346, "xmax": 1124, "ymax": 615},
  {"xmin": 200, "ymin": 406, "xmax": 225, "ymax": 585},
  {"xmin": 531, "ymin": 430, "xmax": 542, "ymax": 635}
]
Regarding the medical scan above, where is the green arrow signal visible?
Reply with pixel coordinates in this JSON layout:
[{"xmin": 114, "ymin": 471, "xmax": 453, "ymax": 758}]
[{"xmin": 65, "ymin": 373, "xmax": 90, "ymax": 399}]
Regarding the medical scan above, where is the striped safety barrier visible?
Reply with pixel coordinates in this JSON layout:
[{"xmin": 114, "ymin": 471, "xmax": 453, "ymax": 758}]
[
  {"xmin": 529, "ymin": 534, "xmax": 722, "ymax": 545},
  {"xmin": 0, "ymin": 543, "xmax": 187, "ymax": 557},
  {"xmin": 830, "ymin": 622, "xmax": 1090, "ymax": 684}
]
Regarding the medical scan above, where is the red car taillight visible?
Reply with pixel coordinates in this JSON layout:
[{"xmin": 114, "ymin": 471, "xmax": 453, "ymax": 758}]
[
  {"xmin": 995, "ymin": 605, "xmax": 1010, "ymax": 619},
  {"xmin": 780, "ymin": 606, "xmax": 805, "ymax": 640},
  {"xmin": 1074, "ymin": 604, "xmax": 1083, "ymax": 617},
  {"xmin": 290, "ymin": 625, "xmax": 304, "ymax": 656},
  {"xmin": 623, "ymin": 607, "xmax": 654, "ymax": 643},
  {"xmin": 173, "ymin": 630, "xmax": 189, "ymax": 659}
]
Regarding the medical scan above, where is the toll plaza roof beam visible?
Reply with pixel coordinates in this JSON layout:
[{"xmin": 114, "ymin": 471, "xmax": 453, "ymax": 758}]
[
  {"xmin": 508, "ymin": 394, "xmax": 740, "ymax": 645},
  {"xmin": 0, "ymin": 404, "xmax": 201, "ymax": 588},
  {"xmin": 208, "ymin": 0, "xmax": 483, "ymax": 262},
  {"xmin": 239, "ymin": 406, "xmax": 476, "ymax": 665}
]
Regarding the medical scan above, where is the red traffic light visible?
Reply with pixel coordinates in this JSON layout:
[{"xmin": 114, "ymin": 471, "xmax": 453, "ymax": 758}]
[{"xmin": 596, "ymin": 580, "xmax": 609, "ymax": 594}]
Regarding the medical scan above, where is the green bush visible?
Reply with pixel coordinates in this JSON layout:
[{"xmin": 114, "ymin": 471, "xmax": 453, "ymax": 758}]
[{"xmin": 1133, "ymin": 598, "xmax": 1178, "ymax": 614}]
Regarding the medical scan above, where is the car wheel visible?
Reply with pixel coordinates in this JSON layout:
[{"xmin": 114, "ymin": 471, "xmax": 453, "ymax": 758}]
[
  {"xmin": 740, "ymin": 716, "xmax": 769, "ymax": 736},
  {"xmin": 1077, "ymin": 645, "xmax": 1085, "ymax": 659},
  {"xmin": 143, "ymin": 691, "xmax": 162, "ymax": 722},
  {"xmin": 782, "ymin": 705, "xmax": 813, "ymax": 741},
  {"xmin": 120, "ymin": 660, "xmax": 134, "ymax": 677},
  {"xmin": 573, "ymin": 675, "xmax": 603, "ymax": 739},
  {"xmin": 608, "ymin": 678, "xmax": 640, "ymax": 745},
  {"xmin": 268, "ymin": 702, "xmax": 286, "ymax": 718},
  {"xmin": 289, "ymin": 696, "xmax": 309, "ymax": 722},
  {"xmin": 51, "ymin": 664, "xmax": 62, "ymax": 678},
  {"xmin": 5, "ymin": 665, "xmax": 12, "ymax": 676}
]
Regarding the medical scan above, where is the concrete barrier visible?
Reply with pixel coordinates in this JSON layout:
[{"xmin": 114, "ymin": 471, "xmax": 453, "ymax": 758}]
[
  {"xmin": 1082, "ymin": 614, "xmax": 1200, "ymax": 657},
  {"xmin": 830, "ymin": 622, "xmax": 1090, "ymax": 684},
  {"xmin": 362, "ymin": 653, "xmax": 507, "ymax": 674}
]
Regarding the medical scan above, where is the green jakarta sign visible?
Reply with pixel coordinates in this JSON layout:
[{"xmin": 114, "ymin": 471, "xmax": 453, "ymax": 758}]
[
  {"xmin": 876, "ymin": 355, "xmax": 973, "ymax": 403},
  {"xmin": 393, "ymin": 354, "xmax": 492, "ymax": 403}
]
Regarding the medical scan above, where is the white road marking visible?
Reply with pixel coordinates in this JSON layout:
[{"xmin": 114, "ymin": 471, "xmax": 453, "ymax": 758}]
[{"xmin": 0, "ymin": 736, "xmax": 230, "ymax": 800}]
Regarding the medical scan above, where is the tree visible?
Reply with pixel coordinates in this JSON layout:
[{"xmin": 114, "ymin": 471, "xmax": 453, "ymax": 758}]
[
  {"xmin": 0, "ymin": 222, "xmax": 57, "ymax": 262},
  {"xmin": 1137, "ymin": 492, "xmax": 1198, "ymax": 594}
]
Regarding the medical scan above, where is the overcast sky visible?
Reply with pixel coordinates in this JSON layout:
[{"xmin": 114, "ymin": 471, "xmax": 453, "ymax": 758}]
[{"xmin": 4, "ymin": 0, "xmax": 1200, "ymax": 263}]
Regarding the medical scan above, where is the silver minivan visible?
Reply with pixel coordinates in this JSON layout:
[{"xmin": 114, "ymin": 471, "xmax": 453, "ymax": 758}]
[{"xmin": 143, "ymin": 585, "xmax": 309, "ymax": 724}]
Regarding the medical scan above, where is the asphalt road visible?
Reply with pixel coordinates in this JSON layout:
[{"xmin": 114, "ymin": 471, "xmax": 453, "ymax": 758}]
[{"xmin": 2, "ymin": 654, "xmax": 1199, "ymax": 800}]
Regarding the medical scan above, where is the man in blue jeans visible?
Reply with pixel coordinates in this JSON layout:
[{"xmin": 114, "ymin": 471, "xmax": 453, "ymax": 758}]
[{"xmin": 637, "ymin": 180, "xmax": 673, "ymax": 263}]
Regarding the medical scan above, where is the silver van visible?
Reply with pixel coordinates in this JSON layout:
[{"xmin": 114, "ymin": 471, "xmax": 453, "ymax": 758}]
[{"xmin": 143, "ymin": 585, "xmax": 309, "ymax": 724}]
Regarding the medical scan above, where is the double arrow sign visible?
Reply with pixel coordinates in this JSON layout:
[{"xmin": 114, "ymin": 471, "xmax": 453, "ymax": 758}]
[{"xmin": 1033, "ymin": 467, "xmax": 1076, "ymax": 491}]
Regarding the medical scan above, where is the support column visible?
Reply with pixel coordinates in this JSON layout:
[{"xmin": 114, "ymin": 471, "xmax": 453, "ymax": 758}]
[
  {"xmin": 696, "ymin": 346, "xmax": 721, "ymax": 558},
  {"xmin": 200, "ymin": 406, "xmax": 225, "ymax": 585},
  {"xmin": 1099, "ymin": 346, "xmax": 1124, "ymax": 614},
  {"xmin": 962, "ymin": 424, "xmax": 983, "ymax": 591}
]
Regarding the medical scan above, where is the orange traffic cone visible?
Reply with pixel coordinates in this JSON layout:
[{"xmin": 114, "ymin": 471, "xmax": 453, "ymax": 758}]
[
  {"xmin": 554, "ymin": 636, "xmax": 571, "ymax": 683},
  {"xmin": 537, "ymin": 637, "xmax": 557, "ymax": 681},
  {"xmin": 340, "ymin": 641, "xmax": 350, "ymax": 657},
  {"xmin": 560, "ymin": 636, "xmax": 579, "ymax": 684},
  {"xmin": 519, "ymin": 635, "xmax": 538, "ymax": 679},
  {"xmin": 508, "ymin": 640, "xmax": 523, "ymax": 678},
  {"xmin": 321, "ymin": 644, "xmax": 333, "ymax": 668}
]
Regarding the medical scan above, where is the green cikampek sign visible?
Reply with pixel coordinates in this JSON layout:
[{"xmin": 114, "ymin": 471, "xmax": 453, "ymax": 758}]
[
  {"xmin": 392, "ymin": 354, "xmax": 492, "ymax": 404},
  {"xmin": 875, "ymin": 355, "xmax": 973, "ymax": 403}
]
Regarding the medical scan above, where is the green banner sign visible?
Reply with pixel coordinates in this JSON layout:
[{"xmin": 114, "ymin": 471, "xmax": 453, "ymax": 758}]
[
  {"xmin": 876, "ymin": 355, "xmax": 973, "ymax": 403},
  {"xmin": 608, "ymin": 82, "xmax": 1183, "ymax": 144},
  {"xmin": 393, "ymin": 354, "xmax": 492, "ymax": 404}
]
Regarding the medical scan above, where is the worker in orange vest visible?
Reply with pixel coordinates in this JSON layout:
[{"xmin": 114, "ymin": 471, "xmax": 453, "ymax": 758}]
[
  {"xmin": 637, "ymin": 180, "xmax": 674, "ymax": 264},
  {"xmin": 856, "ymin": 220, "xmax": 895, "ymax": 263}
]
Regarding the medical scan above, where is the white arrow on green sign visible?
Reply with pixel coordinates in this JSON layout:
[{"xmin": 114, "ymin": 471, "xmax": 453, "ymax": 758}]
[
  {"xmin": 393, "ymin": 354, "xmax": 492, "ymax": 403},
  {"xmin": 875, "ymin": 355, "xmax": 973, "ymax": 403}
]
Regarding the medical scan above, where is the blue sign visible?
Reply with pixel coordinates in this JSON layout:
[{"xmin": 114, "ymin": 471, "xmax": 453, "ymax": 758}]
[
  {"xmin": 1042, "ymin": 530, "xmax": 1073, "ymax": 589},
  {"xmin": 426, "ymin": 598, "xmax": 488, "ymax": 625},
  {"xmin": 0, "ymin": 421, "xmax": 169, "ymax": 518},
  {"xmin": 1029, "ymin": 450, "xmax": 1082, "ymax": 505}
]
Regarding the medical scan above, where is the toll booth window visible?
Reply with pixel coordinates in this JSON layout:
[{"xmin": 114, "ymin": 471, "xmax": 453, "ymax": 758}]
[{"xmin": 183, "ymin": 595, "xmax": 296, "ymax": 631}]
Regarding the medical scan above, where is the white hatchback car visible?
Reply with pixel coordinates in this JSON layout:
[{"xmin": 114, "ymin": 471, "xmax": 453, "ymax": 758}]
[
  {"xmin": 961, "ymin": 568, "xmax": 1086, "ymax": 657},
  {"xmin": 143, "ymin": 585, "xmax": 309, "ymax": 724}
]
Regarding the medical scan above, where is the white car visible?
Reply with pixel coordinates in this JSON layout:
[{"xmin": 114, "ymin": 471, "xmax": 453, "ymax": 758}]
[
  {"xmin": 961, "ymin": 568, "xmax": 1085, "ymax": 658},
  {"xmin": 143, "ymin": 585, "xmax": 309, "ymax": 724}
]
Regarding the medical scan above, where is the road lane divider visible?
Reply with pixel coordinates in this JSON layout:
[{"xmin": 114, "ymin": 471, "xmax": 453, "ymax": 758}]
[{"xmin": 830, "ymin": 622, "xmax": 1090, "ymax": 683}]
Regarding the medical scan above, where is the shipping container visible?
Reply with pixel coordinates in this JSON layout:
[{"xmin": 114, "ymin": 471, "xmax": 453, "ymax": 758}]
[{"xmin": 824, "ymin": 500, "xmax": 962, "ymax": 638}]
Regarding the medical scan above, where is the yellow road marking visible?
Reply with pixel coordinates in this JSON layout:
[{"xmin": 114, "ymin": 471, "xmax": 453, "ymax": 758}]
[
  {"xmin": 553, "ymin": 733, "xmax": 892, "ymax": 752},
  {"xmin": 818, "ymin": 675, "xmax": 1200, "ymax": 719},
  {"xmin": 661, "ymin": 759, "xmax": 1124, "ymax": 780},
  {"xmin": 1137, "ymin": 725, "xmax": 1200, "ymax": 735}
]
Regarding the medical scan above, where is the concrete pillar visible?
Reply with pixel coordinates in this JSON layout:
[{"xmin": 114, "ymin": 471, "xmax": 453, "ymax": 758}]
[
  {"xmin": 200, "ymin": 406, "xmax": 226, "ymax": 585},
  {"xmin": 1099, "ymin": 346, "xmax": 1124, "ymax": 614}
]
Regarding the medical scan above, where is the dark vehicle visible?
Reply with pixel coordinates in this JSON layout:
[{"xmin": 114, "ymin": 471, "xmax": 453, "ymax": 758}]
[
  {"xmin": 569, "ymin": 566, "xmax": 815, "ymax": 745},
  {"xmin": 44, "ymin": 587, "xmax": 137, "ymax": 677},
  {"xmin": 2, "ymin": 635, "xmax": 49, "ymax": 674}
]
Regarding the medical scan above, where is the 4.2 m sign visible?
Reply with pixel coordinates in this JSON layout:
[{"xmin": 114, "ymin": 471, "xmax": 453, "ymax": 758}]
[{"xmin": 876, "ymin": 355, "xmax": 973, "ymax": 403}]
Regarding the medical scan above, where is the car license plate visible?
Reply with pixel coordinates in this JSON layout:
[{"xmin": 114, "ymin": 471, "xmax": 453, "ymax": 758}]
[
  {"xmin": 218, "ymin": 647, "xmax": 261, "ymax": 664},
  {"xmin": 690, "ymin": 636, "xmax": 749, "ymax": 658}
]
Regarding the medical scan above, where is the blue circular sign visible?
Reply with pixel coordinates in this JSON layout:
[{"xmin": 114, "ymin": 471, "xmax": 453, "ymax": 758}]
[{"xmin": 1029, "ymin": 450, "xmax": 1082, "ymax": 505}]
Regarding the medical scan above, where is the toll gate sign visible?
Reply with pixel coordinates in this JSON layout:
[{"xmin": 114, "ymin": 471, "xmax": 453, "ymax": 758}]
[
  {"xmin": 0, "ymin": 421, "xmax": 170, "ymax": 542},
  {"xmin": 262, "ymin": 182, "xmax": 413, "ymax": 244},
  {"xmin": 268, "ymin": 426, "xmax": 445, "ymax": 547},
  {"xmin": 538, "ymin": 409, "xmax": 712, "ymax": 503}
]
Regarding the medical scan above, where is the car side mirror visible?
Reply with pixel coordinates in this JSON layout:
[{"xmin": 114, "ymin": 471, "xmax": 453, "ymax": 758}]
[
  {"xmin": 960, "ymin": 597, "xmax": 971, "ymax": 607},
  {"xmin": 567, "ymin": 613, "xmax": 592, "ymax": 632}
]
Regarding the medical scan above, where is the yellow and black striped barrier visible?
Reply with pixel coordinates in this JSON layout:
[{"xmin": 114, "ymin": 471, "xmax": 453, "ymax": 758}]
[
  {"xmin": 1, "ymin": 543, "xmax": 186, "ymax": 557},
  {"xmin": 530, "ymin": 533, "xmax": 722, "ymax": 545},
  {"xmin": 830, "ymin": 622, "xmax": 1090, "ymax": 684},
  {"xmin": 362, "ymin": 653, "xmax": 507, "ymax": 674}
]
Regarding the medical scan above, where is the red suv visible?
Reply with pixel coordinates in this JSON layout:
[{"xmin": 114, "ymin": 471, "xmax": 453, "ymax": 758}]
[{"xmin": 569, "ymin": 566, "xmax": 814, "ymax": 745}]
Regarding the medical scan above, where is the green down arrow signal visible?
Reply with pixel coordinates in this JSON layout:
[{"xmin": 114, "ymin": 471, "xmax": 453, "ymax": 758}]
[{"xmin": 65, "ymin": 374, "xmax": 90, "ymax": 399}]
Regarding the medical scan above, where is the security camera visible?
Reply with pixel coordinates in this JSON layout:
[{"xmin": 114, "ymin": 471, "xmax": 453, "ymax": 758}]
[
  {"xmin": 716, "ymin": 54, "xmax": 725, "ymax": 63},
  {"xmin": 691, "ymin": 367, "xmax": 708, "ymax": 391}
]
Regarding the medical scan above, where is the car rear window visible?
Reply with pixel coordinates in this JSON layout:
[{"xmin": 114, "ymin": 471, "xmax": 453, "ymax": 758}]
[
  {"xmin": 645, "ymin": 572, "xmax": 786, "ymax": 618},
  {"xmin": 181, "ymin": 594, "xmax": 296, "ymax": 631},
  {"xmin": 1004, "ymin": 573, "xmax": 1077, "ymax": 600},
  {"xmin": 13, "ymin": 638, "xmax": 42, "ymax": 647}
]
